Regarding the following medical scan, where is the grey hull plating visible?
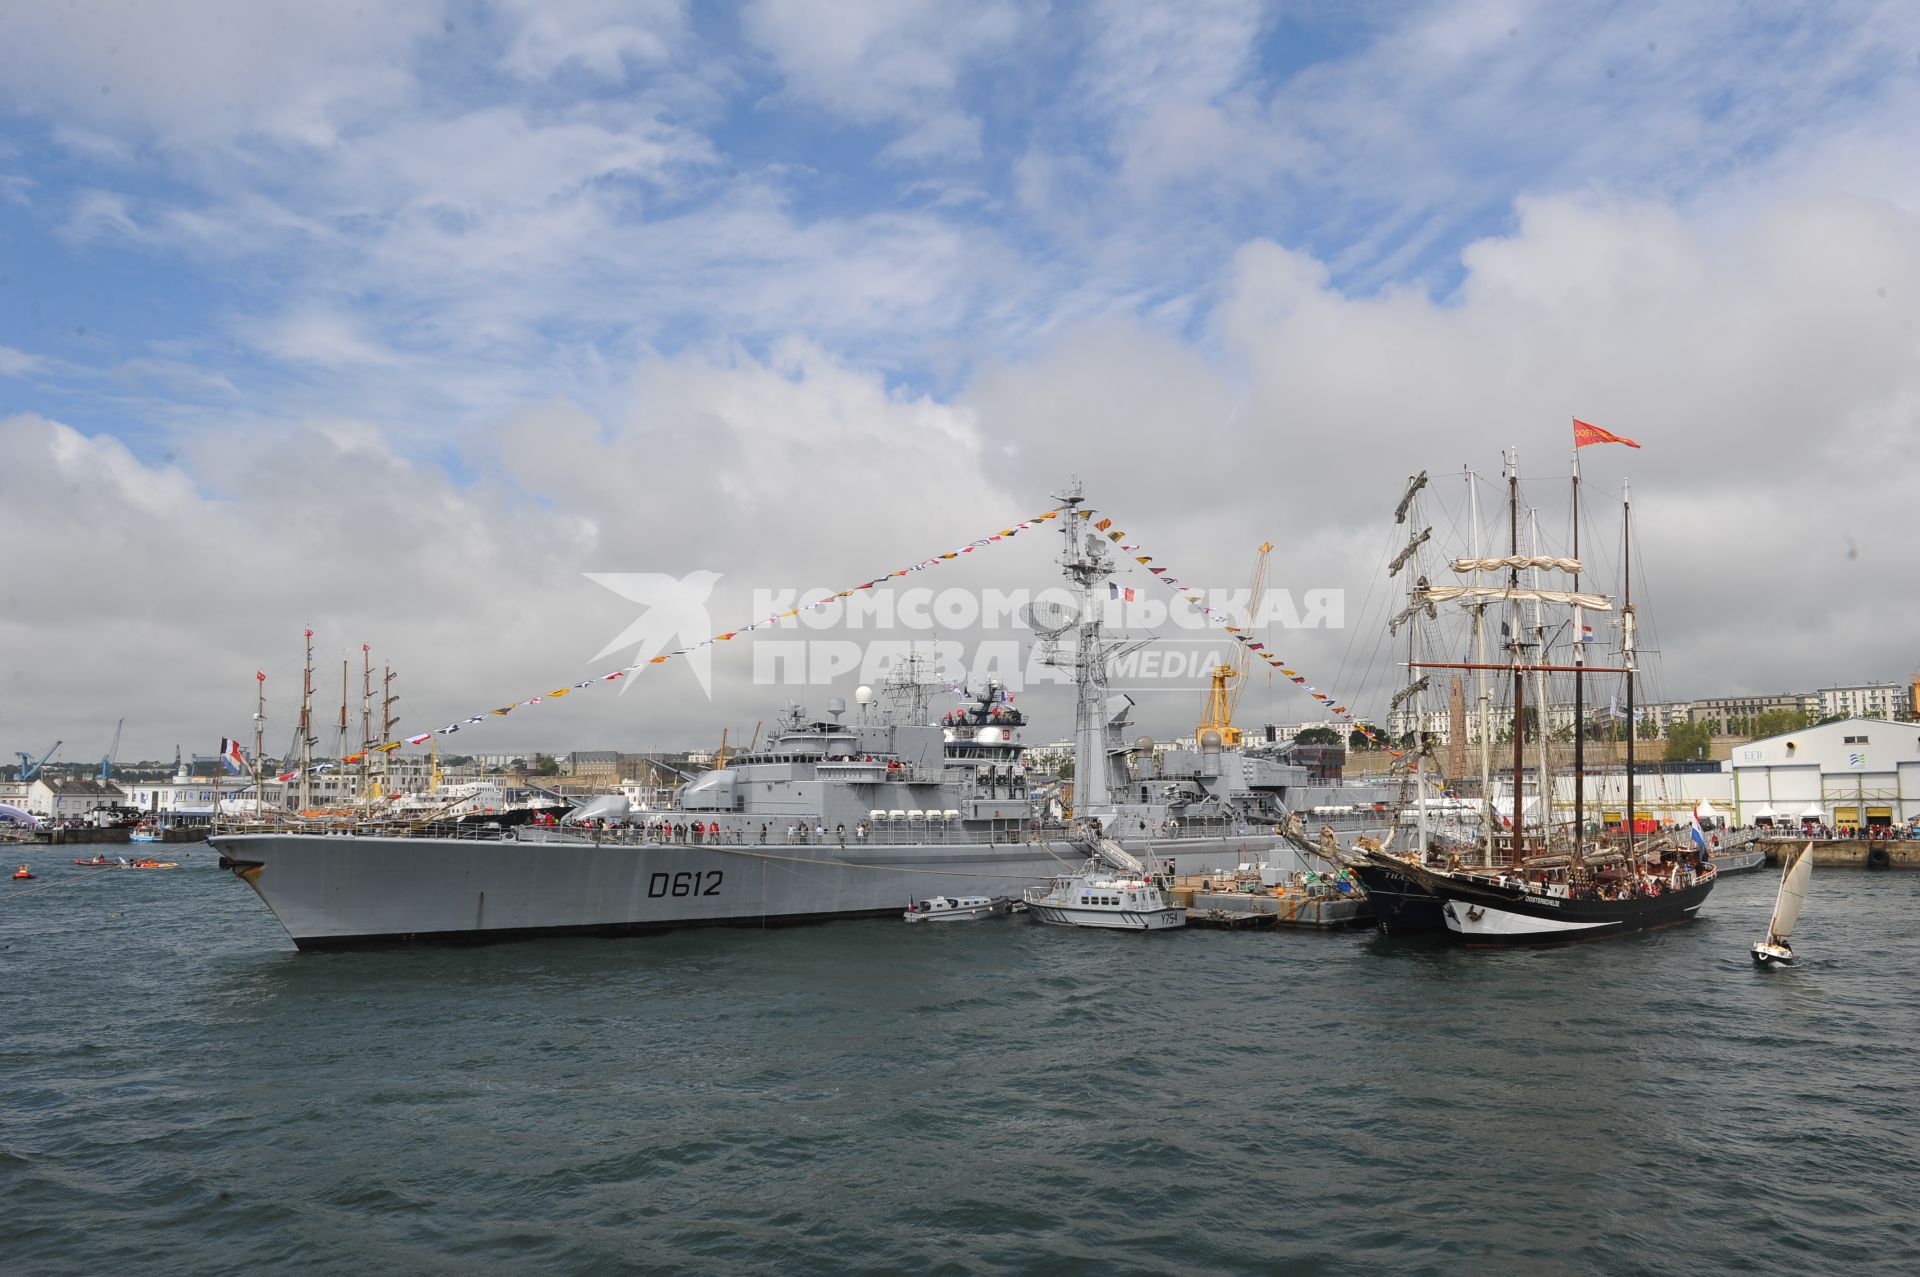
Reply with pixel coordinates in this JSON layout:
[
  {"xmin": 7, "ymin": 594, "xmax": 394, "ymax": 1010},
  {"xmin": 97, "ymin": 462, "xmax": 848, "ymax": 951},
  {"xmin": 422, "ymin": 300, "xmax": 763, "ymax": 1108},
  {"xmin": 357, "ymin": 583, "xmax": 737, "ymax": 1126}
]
[{"xmin": 214, "ymin": 831, "xmax": 1299, "ymax": 949}]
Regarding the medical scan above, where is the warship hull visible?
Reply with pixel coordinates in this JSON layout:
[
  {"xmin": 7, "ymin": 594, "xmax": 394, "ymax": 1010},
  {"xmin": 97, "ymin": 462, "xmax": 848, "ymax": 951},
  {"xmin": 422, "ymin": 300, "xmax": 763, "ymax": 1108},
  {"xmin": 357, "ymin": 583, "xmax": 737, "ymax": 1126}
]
[{"xmin": 212, "ymin": 830, "xmax": 1304, "ymax": 950}]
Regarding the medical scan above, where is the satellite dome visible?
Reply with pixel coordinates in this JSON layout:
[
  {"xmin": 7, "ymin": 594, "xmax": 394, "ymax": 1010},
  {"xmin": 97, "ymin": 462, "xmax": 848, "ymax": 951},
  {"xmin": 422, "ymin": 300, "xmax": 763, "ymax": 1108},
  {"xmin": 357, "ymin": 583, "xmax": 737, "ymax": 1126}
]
[
  {"xmin": 1134, "ymin": 735, "xmax": 1155, "ymax": 754},
  {"xmin": 854, "ymin": 685, "xmax": 875, "ymax": 705},
  {"xmin": 1199, "ymin": 730, "xmax": 1223, "ymax": 750}
]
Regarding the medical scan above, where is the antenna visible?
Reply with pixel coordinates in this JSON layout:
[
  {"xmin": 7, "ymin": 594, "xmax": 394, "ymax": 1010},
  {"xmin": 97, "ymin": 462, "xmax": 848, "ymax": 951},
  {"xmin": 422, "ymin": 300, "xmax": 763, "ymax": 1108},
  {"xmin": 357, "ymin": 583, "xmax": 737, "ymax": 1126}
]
[{"xmin": 1019, "ymin": 598, "xmax": 1080, "ymax": 642}]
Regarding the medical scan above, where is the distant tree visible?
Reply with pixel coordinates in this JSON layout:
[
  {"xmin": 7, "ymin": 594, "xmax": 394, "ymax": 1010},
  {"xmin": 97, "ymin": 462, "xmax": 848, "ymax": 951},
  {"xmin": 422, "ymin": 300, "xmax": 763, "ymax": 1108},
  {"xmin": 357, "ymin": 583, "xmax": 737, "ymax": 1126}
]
[
  {"xmin": 1295, "ymin": 726, "xmax": 1343, "ymax": 746},
  {"xmin": 1749, "ymin": 709, "xmax": 1814, "ymax": 740},
  {"xmin": 1637, "ymin": 716, "xmax": 1659, "ymax": 741},
  {"xmin": 1665, "ymin": 720, "xmax": 1713, "ymax": 762},
  {"xmin": 531, "ymin": 753, "xmax": 562, "ymax": 776},
  {"xmin": 1814, "ymin": 713, "xmax": 1847, "ymax": 726}
]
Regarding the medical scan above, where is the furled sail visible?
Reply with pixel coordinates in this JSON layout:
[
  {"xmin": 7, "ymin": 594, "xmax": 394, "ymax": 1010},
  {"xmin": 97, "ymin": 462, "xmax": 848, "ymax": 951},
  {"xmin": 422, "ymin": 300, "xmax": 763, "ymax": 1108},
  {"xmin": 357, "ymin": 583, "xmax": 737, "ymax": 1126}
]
[
  {"xmin": 1389, "ymin": 527, "xmax": 1431, "ymax": 576},
  {"xmin": 1390, "ymin": 674, "xmax": 1431, "ymax": 711},
  {"xmin": 1387, "ymin": 595, "xmax": 1437, "ymax": 635},
  {"xmin": 1449, "ymin": 555, "xmax": 1584, "ymax": 574},
  {"xmin": 1419, "ymin": 586, "xmax": 1613, "ymax": 610},
  {"xmin": 1767, "ymin": 842, "xmax": 1814, "ymax": 942},
  {"xmin": 1395, "ymin": 471, "xmax": 1428, "ymax": 525}
]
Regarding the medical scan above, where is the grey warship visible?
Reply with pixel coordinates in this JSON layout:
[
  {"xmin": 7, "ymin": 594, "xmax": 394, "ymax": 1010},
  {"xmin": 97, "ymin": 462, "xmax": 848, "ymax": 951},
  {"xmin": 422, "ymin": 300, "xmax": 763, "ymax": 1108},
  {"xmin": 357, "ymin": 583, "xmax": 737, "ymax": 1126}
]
[{"xmin": 213, "ymin": 485, "xmax": 1389, "ymax": 949}]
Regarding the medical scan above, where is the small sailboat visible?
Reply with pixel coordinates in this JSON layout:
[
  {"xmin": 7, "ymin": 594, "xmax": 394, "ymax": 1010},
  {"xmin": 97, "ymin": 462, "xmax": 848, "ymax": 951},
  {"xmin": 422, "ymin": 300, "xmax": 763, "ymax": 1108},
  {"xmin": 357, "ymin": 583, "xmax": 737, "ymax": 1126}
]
[{"xmin": 1752, "ymin": 842, "xmax": 1812, "ymax": 966}]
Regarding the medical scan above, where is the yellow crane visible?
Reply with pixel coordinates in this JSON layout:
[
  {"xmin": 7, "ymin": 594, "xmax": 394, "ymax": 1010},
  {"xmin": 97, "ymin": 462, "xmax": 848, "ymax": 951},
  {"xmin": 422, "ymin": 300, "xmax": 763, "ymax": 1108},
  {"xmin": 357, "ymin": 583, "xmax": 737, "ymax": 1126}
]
[
  {"xmin": 1195, "ymin": 541, "xmax": 1272, "ymax": 748},
  {"xmin": 712, "ymin": 720, "xmax": 762, "ymax": 770}
]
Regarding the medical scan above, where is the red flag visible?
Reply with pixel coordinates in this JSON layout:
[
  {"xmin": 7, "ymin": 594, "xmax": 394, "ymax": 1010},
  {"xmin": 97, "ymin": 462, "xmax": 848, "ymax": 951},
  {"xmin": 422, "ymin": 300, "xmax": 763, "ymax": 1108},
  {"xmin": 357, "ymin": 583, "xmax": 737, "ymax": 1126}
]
[
  {"xmin": 1573, "ymin": 418, "xmax": 1640, "ymax": 449},
  {"xmin": 256, "ymin": 670, "xmax": 266, "ymax": 682}
]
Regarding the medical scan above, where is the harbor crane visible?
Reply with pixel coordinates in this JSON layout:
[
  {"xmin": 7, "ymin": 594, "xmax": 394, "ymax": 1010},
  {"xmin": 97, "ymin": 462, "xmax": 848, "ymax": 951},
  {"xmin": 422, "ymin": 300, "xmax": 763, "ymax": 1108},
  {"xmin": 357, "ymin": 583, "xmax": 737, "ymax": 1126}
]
[
  {"xmin": 15, "ymin": 740, "xmax": 61, "ymax": 781},
  {"xmin": 98, "ymin": 717, "xmax": 124, "ymax": 782},
  {"xmin": 1195, "ymin": 541, "xmax": 1272, "ymax": 748}
]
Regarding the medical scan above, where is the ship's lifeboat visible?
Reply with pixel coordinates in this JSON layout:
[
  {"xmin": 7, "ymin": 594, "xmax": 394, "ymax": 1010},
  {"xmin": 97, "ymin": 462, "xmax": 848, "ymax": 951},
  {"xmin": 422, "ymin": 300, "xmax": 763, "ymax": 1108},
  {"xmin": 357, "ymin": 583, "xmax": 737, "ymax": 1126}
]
[{"xmin": 11, "ymin": 865, "xmax": 32, "ymax": 880}]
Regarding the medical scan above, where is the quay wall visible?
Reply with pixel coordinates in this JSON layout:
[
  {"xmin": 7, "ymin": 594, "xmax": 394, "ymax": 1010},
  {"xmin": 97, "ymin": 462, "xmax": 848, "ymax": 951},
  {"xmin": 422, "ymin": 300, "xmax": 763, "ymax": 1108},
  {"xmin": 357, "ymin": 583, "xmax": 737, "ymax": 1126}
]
[{"xmin": 1758, "ymin": 839, "xmax": 1918, "ymax": 870}]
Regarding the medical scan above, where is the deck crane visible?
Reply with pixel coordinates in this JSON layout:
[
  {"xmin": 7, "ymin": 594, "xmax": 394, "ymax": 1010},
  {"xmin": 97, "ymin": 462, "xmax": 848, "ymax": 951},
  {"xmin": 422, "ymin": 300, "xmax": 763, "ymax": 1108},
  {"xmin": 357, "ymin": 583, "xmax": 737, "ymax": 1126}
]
[
  {"xmin": 16, "ymin": 740, "xmax": 61, "ymax": 781},
  {"xmin": 1195, "ymin": 542, "xmax": 1273, "ymax": 749},
  {"xmin": 98, "ymin": 717, "xmax": 124, "ymax": 782}
]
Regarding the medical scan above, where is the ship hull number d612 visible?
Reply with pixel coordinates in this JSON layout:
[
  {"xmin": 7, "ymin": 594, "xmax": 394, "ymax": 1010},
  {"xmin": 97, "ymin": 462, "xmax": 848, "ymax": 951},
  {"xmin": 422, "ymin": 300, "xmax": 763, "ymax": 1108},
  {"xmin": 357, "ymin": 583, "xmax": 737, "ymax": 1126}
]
[{"xmin": 649, "ymin": 870, "xmax": 723, "ymax": 898}]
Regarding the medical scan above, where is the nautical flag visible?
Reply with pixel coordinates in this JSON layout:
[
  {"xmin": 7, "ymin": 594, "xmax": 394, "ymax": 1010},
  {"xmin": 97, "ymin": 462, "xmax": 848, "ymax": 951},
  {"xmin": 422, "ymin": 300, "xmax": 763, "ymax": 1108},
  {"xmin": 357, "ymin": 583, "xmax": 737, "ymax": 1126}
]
[
  {"xmin": 1107, "ymin": 582, "xmax": 1135, "ymax": 601},
  {"xmin": 219, "ymin": 738, "xmax": 247, "ymax": 775},
  {"xmin": 1573, "ymin": 417, "xmax": 1641, "ymax": 449},
  {"xmin": 1581, "ymin": 624, "xmax": 1595, "ymax": 642},
  {"xmin": 276, "ymin": 769, "xmax": 299, "ymax": 783},
  {"xmin": 441, "ymin": 724, "xmax": 461, "ymax": 734},
  {"xmin": 1094, "ymin": 518, "xmax": 1112, "ymax": 531},
  {"xmin": 256, "ymin": 670, "xmax": 265, "ymax": 683},
  {"xmin": 406, "ymin": 733, "xmax": 433, "ymax": 745}
]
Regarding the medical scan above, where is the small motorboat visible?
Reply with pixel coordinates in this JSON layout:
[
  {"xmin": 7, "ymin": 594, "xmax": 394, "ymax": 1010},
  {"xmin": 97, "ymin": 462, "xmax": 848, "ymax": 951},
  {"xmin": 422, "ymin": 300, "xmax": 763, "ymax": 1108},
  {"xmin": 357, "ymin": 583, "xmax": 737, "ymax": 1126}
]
[
  {"xmin": 129, "ymin": 826, "xmax": 165, "ymax": 843},
  {"xmin": 130, "ymin": 859, "xmax": 178, "ymax": 870},
  {"xmin": 903, "ymin": 894, "xmax": 1023, "ymax": 922},
  {"xmin": 11, "ymin": 865, "xmax": 32, "ymax": 881}
]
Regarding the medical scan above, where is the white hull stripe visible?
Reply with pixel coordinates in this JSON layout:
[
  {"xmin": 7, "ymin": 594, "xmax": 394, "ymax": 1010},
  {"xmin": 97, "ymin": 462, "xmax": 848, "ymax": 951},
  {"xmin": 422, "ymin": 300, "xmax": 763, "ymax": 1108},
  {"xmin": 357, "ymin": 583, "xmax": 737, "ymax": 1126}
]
[{"xmin": 1445, "ymin": 901, "xmax": 1616, "ymax": 936}]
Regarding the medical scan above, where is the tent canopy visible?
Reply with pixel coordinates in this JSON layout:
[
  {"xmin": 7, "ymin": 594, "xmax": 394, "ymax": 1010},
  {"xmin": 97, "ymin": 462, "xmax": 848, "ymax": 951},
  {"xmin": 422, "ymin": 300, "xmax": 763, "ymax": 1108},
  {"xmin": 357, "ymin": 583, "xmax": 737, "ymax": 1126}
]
[
  {"xmin": 1695, "ymin": 800, "xmax": 1720, "ymax": 820},
  {"xmin": 1753, "ymin": 804, "xmax": 1778, "ymax": 820},
  {"xmin": 1798, "ymin": 803, "xmax": 1826, "ymax": 819},
  {"xmin": 0, "ymin": 803, "xmax": 37, "ymax": 827}
]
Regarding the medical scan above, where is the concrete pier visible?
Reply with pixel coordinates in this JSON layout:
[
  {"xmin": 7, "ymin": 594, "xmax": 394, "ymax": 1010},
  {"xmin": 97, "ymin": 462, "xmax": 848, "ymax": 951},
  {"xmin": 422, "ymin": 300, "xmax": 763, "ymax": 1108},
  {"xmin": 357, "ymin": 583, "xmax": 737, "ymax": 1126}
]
[
  {"xmin": 1758, "ymin": 838, "xmax": 1917, "ymax": 869},
  {"xmin": 1177, "ymin": 888, "xmax": 1374, "ymax": 929}
]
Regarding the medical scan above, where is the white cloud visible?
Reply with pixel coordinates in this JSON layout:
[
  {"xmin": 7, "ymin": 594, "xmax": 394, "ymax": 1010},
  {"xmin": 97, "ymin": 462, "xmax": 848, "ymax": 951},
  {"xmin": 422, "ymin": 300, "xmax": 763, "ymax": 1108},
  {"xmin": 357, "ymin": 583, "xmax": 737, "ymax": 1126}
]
[
  {"xmin": 494, "ymin": 0, "xmax": 684, "ymax": 82},
  {"xmin": 0, "ymin": 0, "xmax": 445, "ymax": 149},
  {"xmin": 0, "ymin": 346, "xmax": 47, "ymax": 377},
  {"xmin": 741, "ymin": 0, "xmax": 1027, "ymax": 139}
]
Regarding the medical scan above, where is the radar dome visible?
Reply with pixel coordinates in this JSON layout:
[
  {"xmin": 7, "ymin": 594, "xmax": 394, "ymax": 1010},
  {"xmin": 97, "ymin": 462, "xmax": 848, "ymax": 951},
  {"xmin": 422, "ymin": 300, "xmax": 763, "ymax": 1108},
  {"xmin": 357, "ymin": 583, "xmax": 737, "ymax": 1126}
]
[
  {"xmin": 1133, "ymin": 735, "xmax": 1154, "ymax": 754},
  {"xmin": 854, "ymin": 685, "xmax": 875, "ymax": 705},
  {"xmin": 1198, "ymin": 729, "xmax": 1223, "ymax": 751}
]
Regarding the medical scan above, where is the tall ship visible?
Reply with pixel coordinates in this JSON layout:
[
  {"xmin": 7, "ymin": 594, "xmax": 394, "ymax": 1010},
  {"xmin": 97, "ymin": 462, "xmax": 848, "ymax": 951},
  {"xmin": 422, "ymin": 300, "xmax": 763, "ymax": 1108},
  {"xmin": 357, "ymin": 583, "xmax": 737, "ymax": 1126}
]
[
  {"xmin": 1349, "ymin": 438, "xmax": 1717, "ymax": 945},
  {"xmin": 213, "ymin": 484, "xmax": 1387, "ymax": 949}
]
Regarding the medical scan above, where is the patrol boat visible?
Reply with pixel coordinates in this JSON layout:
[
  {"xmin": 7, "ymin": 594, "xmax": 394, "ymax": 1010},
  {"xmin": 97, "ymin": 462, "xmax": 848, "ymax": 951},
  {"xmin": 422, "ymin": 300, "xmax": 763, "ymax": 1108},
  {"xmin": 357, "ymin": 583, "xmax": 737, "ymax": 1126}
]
[
  {"xmin": 213, "ymin": 485, "xmax": 1381, "ymax": 950},
  {"xmin": 1023, "ymin": 834, "xmax": 1185, "ymax": 931}
]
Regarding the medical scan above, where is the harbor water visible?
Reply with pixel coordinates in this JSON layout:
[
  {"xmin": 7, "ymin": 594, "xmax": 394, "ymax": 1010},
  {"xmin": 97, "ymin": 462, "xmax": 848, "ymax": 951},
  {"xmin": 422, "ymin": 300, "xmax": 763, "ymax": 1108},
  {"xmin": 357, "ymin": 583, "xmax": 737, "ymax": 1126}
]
[{"xmin": 4, "ymin": 846, "xmax": 1917, "ymax": 1275}]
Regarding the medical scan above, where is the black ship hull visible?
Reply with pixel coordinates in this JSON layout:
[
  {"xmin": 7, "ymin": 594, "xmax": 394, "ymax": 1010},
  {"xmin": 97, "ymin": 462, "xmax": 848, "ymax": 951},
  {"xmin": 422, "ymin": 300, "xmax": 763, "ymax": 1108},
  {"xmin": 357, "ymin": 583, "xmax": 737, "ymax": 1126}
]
[
  {"xmin": 1351, "ymin": 854, "xmax": 1449, "ymax": 934},
  {"xmin": 1425, "ymin": 868, "xmax": 1716, "ymax": 946}
]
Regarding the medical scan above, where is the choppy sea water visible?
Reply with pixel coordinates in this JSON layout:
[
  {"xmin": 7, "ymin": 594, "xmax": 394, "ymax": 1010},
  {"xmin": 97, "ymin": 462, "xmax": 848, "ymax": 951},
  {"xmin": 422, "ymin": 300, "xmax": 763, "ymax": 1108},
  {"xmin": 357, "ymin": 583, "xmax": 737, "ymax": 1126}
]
[{"xmin": 3, "ymin": 846, "xmax": 1917, "ymax": 1276}]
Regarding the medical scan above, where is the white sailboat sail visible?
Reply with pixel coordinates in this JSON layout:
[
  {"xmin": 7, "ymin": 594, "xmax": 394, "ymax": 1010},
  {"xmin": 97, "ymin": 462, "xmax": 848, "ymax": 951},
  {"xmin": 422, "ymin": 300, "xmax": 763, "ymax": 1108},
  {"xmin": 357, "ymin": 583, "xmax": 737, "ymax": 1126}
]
[{"xmin": 1767, "ymin": 842, "xmax": 1814, "ymax": 942}]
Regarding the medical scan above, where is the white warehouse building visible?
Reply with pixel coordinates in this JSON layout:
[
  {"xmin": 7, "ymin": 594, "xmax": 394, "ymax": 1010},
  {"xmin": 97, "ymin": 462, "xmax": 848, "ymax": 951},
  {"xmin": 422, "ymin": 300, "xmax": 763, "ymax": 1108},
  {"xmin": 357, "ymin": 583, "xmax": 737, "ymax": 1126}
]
[{"xmin": 1726, "ymin": 717, "xmax": 1920, "ymax": 829}]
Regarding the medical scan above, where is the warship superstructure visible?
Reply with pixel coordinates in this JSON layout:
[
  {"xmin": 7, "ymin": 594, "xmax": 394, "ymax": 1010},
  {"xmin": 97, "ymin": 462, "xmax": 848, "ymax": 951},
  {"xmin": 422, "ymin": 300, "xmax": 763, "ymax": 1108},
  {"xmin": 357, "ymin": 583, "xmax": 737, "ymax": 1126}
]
[{"xmin": 213, "ymin": 484, "xmax": 1388, "ymax": 949}]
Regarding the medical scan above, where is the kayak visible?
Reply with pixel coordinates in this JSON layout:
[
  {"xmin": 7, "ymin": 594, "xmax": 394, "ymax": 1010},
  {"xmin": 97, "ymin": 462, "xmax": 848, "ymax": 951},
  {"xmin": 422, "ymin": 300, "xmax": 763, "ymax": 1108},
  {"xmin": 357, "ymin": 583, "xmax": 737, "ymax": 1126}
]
[{"xmin": 71, "ymin": 857, "xmax": 178, "ymax": 869}]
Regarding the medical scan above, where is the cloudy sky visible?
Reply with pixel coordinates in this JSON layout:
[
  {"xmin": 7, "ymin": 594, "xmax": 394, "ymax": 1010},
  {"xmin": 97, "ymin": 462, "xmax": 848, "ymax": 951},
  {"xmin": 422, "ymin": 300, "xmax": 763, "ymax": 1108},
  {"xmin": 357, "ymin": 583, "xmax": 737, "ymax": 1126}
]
[{"xmin": 2, "ymin": 0, "xmax": 1917, "ymax": 765}]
